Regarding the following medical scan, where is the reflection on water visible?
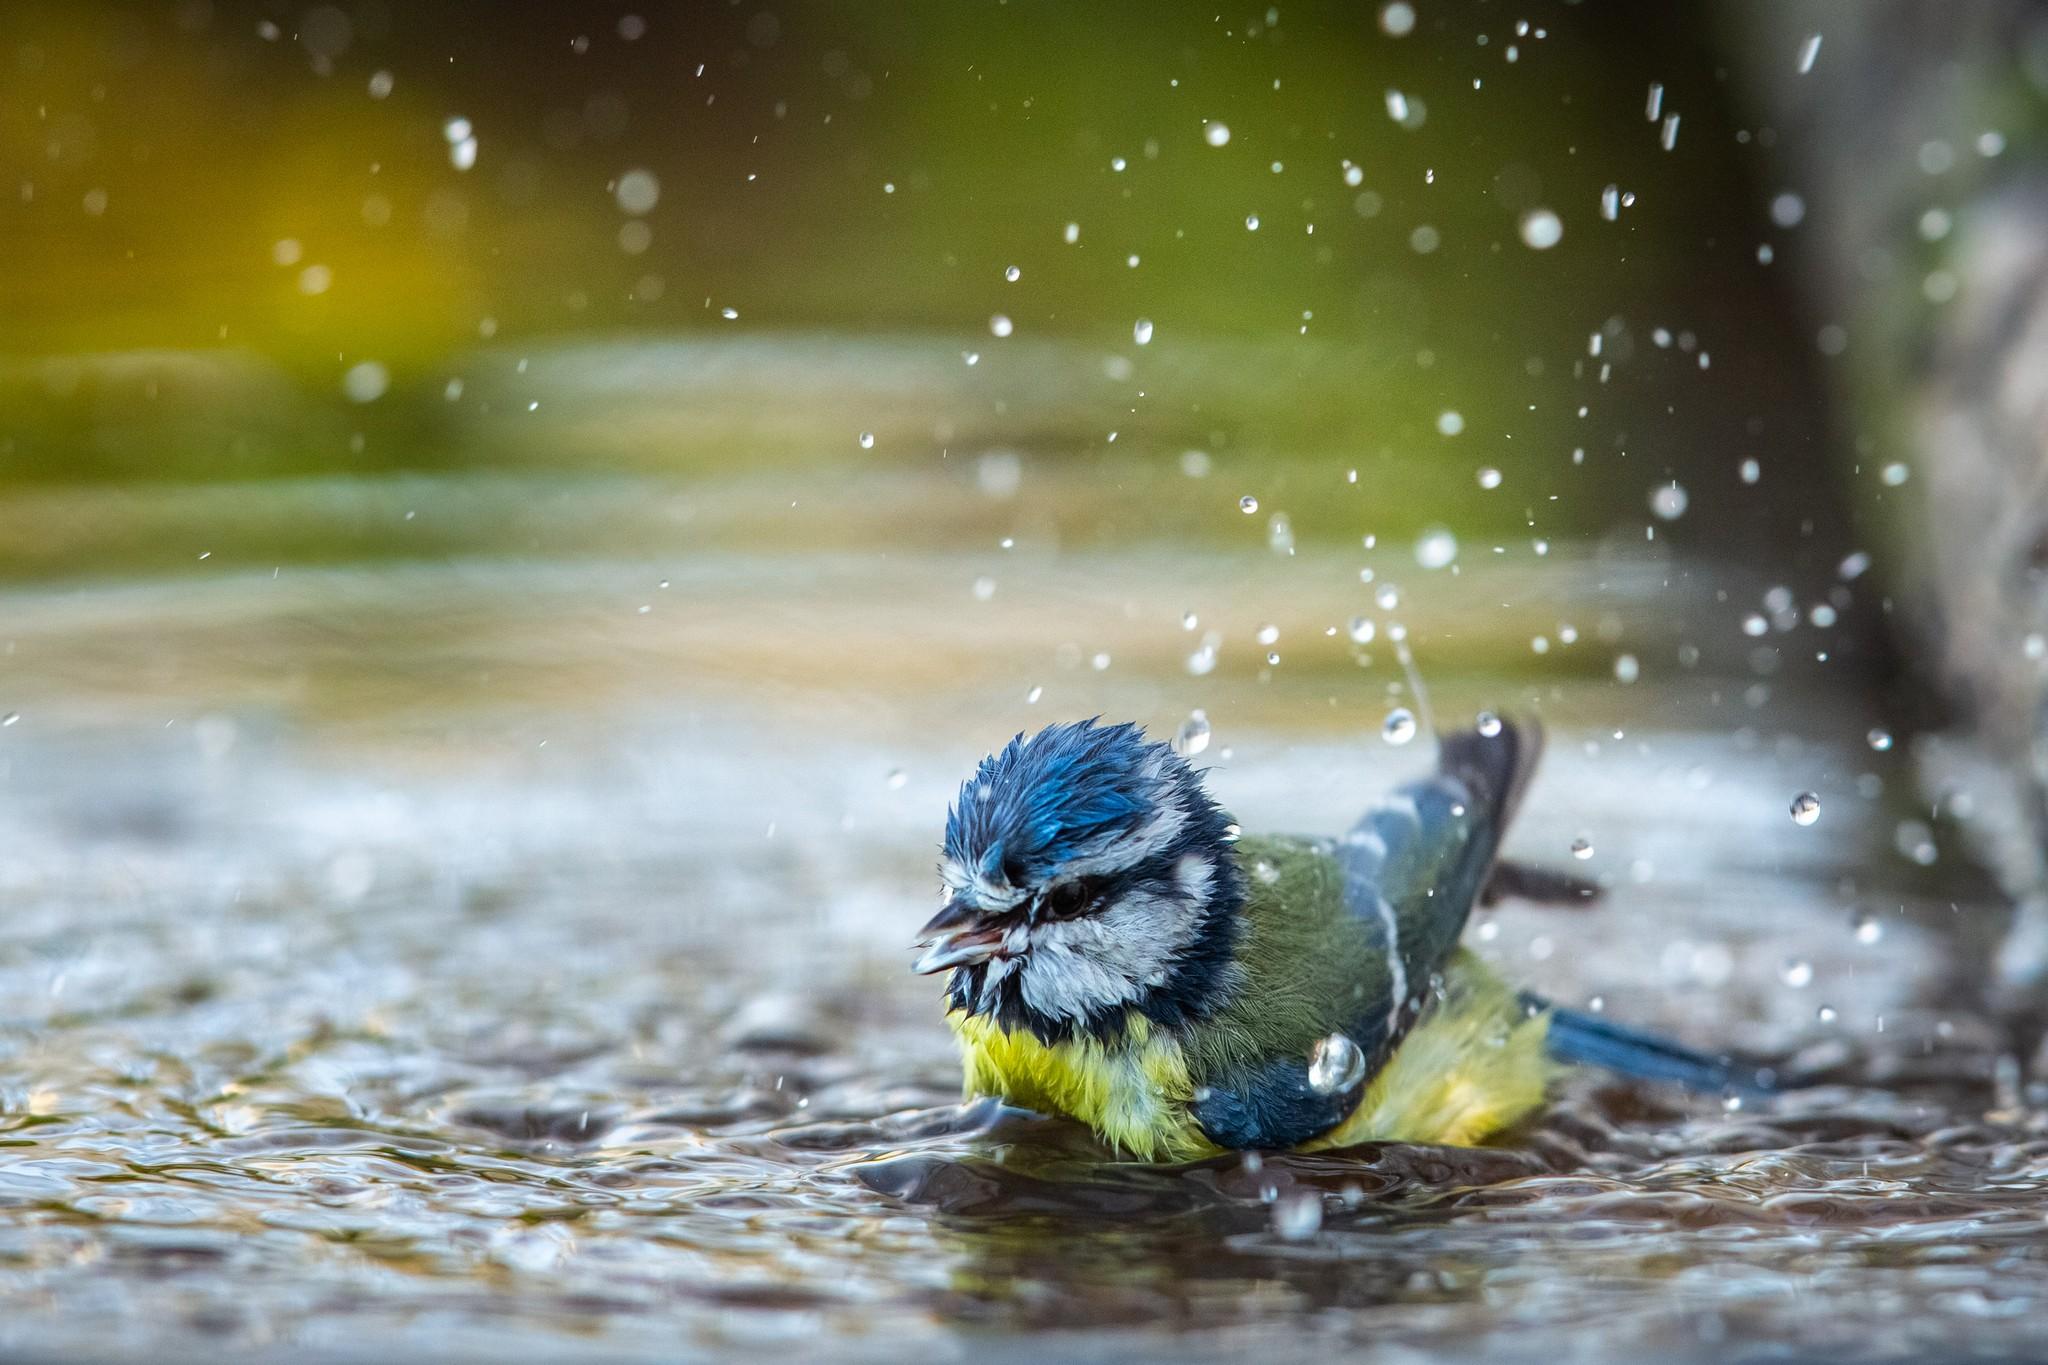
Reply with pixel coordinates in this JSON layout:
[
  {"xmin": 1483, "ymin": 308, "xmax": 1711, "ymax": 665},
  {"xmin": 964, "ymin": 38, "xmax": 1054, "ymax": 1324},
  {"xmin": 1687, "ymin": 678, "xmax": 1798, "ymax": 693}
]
[{"xmin": 0, "ymin": 497, "xmax": 2036, "ymax": 1361}]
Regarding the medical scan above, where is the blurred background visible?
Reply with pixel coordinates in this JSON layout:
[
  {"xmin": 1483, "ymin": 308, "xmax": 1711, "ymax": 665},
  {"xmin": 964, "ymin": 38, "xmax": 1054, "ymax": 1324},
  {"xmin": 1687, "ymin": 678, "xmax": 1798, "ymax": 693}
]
[{"xmin": 5, "ymin": 1, "xmax": 2048, "ymax": 1360}]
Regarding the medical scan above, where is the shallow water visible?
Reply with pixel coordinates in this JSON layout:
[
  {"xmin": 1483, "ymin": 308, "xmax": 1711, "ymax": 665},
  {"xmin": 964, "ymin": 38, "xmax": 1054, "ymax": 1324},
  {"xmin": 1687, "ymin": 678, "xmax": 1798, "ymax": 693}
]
[{"xmin": 0, "ymin": 501, "xmax": 2041, "ymax": 1362}]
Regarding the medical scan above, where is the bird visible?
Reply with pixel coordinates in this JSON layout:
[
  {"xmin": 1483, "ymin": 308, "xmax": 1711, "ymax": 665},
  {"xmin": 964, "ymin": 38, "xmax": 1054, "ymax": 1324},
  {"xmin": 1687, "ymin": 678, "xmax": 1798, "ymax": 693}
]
[{"xmin": 913, "ymin": 714, "xmax": 1764, "ymax": 1161}]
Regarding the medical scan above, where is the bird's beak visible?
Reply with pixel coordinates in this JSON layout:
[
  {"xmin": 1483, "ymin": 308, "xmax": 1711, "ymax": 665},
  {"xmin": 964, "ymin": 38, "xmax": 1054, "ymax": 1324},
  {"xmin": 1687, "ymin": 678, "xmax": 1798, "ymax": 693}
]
[{"xmin": 913, "ymin": 896, "xmax": 1007, "ymax": 975}]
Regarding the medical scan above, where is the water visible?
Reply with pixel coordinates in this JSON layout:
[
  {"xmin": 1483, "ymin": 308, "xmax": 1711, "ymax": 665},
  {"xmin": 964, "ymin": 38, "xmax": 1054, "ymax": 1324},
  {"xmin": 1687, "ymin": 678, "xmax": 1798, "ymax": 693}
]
[{"xmin": 0, "ymin": 484, "xmax": 2041, "ymax": 1361}]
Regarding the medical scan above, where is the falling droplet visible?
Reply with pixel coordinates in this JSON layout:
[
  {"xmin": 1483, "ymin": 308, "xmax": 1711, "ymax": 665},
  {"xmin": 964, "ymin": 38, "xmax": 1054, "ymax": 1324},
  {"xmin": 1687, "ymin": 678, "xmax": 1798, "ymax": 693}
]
[
  {"xmin": 1852, "ymin": 910, "xmax": 1884, "ymax": 945},
  {"xmin": 1348, "ymin": 617, "xmax": 1376, "ymax": 644},
  {"xmin": 1175, "ymin": 709, "xmax": 1212, "ymax": 757},
  {"xmin": 1239, "ymin": 495, "xmax": 1260, "ymax": 513},
  {"xmin": 1375, "ymin": 584, "xmax": 1400, "ymax": 610},
  {"xmin": 0, "ymin": 713, "xmax": 18, "ymax": 727},
  {"xmin": 1308, "ymin": 1032, "xmax": 1367, "ymax": 1093},
  {"xmin": 1614, "ymin": 654, "xmax": 1641, "ymax": 684},
  {"xmin": 1816, "ymin": 1003, "xmax": 1838, "ymax": 1023},
  {"xmin": 1436, "ymin": 410, "xmax": 1465, "ymax": 436},
  {"xmin": 1476, "ymin": 467, "xmax": 1503, "ymax": 490},
  {"xmin": 1133, "ymin": 318, "xmax": 1155, "ymax": 346},
  {"xmin": 1271, "ymin": 1191, "xmax": 1323, "ymax": 1242},
  {"xmin": 1476, "ymin": 711, "xmax": 1503, "ymax": 738},
  {"xmin": 1867, "ymin": 728, "xmax": 1893, "ymax": 752},
  {"xmin": 1797, "ymin": 33, "xmax": 1823, "ymax": 74},
  {"xmin": 1381, "ymin": 708, "xmax": 1417, "ymax": 745},
  {"xmin": 1781, "ymin": 958, "xmax": 1814, "ymax": 988},
  {"xmin": 886, "ymin": 769, "xmax": 909, "ymax": 789},
  {"xmin": 1570, "ymin": 837, "xmax": 1594, "ymax": 861},
  {"xmin": 1414, "ymin": 526, "xmax": 1458, "ymax": 569},
  {"xmin": 1204, "ymin": 120, "xmax": 1232, "ymax": 147},
  {"xmin": 1650, "ymin": 483, "xmax": 1689, "ymax": 520},
  {"xmin": 1791, "ymin": 791, "xmax": 1821, "ymax": 826},
  {"xmin": 1518, "ymin": 207, "xmax": 1563, "ymax": 250},
  {"xmin": 989, "ymin": 314, "xmax": 1014, "ymax": 338},
  {"xmin": 1245, "ymin": 214, "xmax": 1261, "ymax": 231},
  {"xmin": 857, "ymin": 431, "xmax": 875, "ymax": 449}
]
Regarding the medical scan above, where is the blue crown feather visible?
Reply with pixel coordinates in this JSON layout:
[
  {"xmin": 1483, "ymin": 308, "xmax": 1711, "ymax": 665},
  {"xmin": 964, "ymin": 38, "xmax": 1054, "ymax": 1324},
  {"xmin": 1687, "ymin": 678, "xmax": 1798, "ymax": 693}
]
[{"xmin": 945, "ymin": 718, "xmax": 1179, "ymax": 887}]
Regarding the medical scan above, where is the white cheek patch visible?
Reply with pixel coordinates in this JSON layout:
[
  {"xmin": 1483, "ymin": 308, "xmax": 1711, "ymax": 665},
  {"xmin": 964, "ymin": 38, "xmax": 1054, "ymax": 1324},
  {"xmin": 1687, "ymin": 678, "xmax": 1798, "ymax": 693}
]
[{"xmin": 1015, "ymin": 883, "xmax": 1208, "ymax": 1023}]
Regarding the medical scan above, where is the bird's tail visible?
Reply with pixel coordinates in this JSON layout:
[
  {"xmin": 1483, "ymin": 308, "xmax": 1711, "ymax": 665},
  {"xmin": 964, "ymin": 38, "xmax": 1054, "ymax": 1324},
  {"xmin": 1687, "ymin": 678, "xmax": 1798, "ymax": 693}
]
[
  {"xmin": 1438, "ymin": 715, "xmax": 1543, "ymax": 832},
  {"xmin": 1535, "ymin": 998, "xmax": 1777, "ymax": 1096}
]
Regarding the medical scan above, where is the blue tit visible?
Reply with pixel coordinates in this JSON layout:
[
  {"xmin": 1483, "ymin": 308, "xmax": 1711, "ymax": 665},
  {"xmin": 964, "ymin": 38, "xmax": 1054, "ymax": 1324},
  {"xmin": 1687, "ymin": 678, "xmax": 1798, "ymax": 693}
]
[{"xmin": 914, "ymin": 715, "xmax": 1764, "ymax": 1161}]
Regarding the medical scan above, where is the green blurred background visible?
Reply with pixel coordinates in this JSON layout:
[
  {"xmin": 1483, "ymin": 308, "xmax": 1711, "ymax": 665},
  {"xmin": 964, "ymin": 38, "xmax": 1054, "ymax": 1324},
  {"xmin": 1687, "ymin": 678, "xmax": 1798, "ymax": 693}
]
[{"xmin": 0, "ymin": 0, "xmax": 1873, "ymax": 586}]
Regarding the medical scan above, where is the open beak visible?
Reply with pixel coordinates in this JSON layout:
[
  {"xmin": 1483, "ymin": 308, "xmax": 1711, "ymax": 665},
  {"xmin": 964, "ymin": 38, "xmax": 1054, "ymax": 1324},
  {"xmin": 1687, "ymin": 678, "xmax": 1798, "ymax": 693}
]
[{"xmin": 913, "ymin": 896, "xmax": 1008, "ymax": 975}]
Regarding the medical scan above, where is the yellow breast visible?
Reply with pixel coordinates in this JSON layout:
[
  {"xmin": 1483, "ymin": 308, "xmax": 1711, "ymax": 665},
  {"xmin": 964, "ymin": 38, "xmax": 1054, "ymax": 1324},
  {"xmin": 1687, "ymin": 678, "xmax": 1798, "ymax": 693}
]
[
  {"xmin": 948, "ymin": 979, "xmax": 1554, "ymax": 1160},
  {"xmin": 948, "ymin": 1011, "xmax": 1220, "ymax": 1162}
]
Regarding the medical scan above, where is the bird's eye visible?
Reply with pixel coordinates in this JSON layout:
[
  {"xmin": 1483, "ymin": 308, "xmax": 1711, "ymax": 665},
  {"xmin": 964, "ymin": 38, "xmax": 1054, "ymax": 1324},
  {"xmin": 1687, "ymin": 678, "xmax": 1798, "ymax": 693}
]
[{"xmin": 1038, "ymin": 880, "xmax": 1096, "ymax": 921}]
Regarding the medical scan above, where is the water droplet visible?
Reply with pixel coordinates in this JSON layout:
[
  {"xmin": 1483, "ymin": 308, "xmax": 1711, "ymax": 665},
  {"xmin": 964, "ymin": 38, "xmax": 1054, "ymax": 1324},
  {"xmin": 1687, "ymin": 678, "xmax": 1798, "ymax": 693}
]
[
  {"xmin": 1476, "ymin": 467, "xmax": 1503, "ymax": 490},
  {"xmin": 886, "ymin": 769, "xmax": 908, "ymax": 789},
  {"xmin": 1740, "ymin": 457, "xmax": 1762, "ymax": 485},
  {"xmin": 1436, "ymin": 410, "xmax": 1465, "ymax": 436},
  {"xmin": 1476, "ymin": 711, "xmax": 1503, "ymax": 738},
  {"xmin": 1133, "ymin": 318, "xmax": 1154, "ymax": 346},
  {"xmin": 1175, "ymin": 709, "xmax": 1212, "ymax": 757},
  {"xmin": 1265, "ymin": 651, "xmax": 1282, "ymax": 667},
  {"xmin": 1374, "ymin": 584, "xmax": 1400, "ymax": 610},
  {"xmin": 1267, "ymin": 513, "xmax": 1294, "ymax": 554},
  {"xmin": 1239, "ymin": 495, "xmax": 1260, "ymax": 513},
  {"xmin": 1781, "ymin": 957, "xmax": 1814, "ymax": 988},
  {"xmin": 1881, "ymin": 462, "xmax": 1909, "ymax": 486},
  {"xmin": 1204, "ymin": 120, "xmax": 1231, "ymax": 147},
  {"xmin": 989, "ymin": 314, "xmax": 1014, "ymax": 338},
  {"xmin": 1245, "ymin": 214, "xmax": 1261, "ymax": 231},
  {"xmin": 1182, "ymin": 611, "xmax": 1199, "ymax": 630},
  {"xmin": 1895, "ymin": 818, "xmax": 1938, "ymax": 865},
  {"xmin": 1742, "ymin": 613, "xmax": 1769, "ymax": 638},
  {"xmin": 1003, "ymin": 264, "xmax": 1021, "ymax": 282},
  {"xmin": 1770, "ymin": 192, "xmax": 1806, "ymax": 229},
  {"xmin": 1063, "ymin": 221, "xmax": 1080, "ymax": 244},
  {"xmin": 1381, "ymin": 708, "xmax": 1417, "ymax": 745},
  {"xmin": 1650, "ymin": 483, "xmax": 1689, "ymax": 520},
  {"xmin": 1025, "ymin": 685, "xmax": 1043, "ymax": 704},
  {"xmin": 1569, "ymin": 837, "xmax": 1594, "ymax": 861},
  {"xmin": 1379, "ymin": 2, "xmax": 1416, "ymax": 37},
  {"xmin": 1790, "ymin": 791, "xmax": 1821, "ymax": 826},
  {"xmin": 614, "ymin": 166, "xmax": 661, "ymax": 212},
  {"xmin": 720, "ymin": 307, "xmax": 739, "ymax": 320},
  {"xmin": 1414, "ymin": 527, "xmax": 1458, "ymax": 569},
  {"xmin": 1519, "ymin": 207, "xmax": 1563, "ymax": 250},
  {"xmin": 857, "ymin": 431, "xmax": 875, "ymax": 449},
  {"xmin": 1308, "ymin": 1032, "xmax": 1367, "ymax": 1093},
  {"xmin": 1867, "ymin": 728, "xmax": 1893, "ymax": 752},
  {"xmin": 1614, "ymin": 654, "xmax": 1640, "ymax": 684},
  {"xmin": 1348, "ymin": 617, "xmax": 1376, "ymax": 644},
  {"xmin": 1271, "ymin": 1191, "xmax": 1323, "ymax": 1242},
  {"xmin": 972, "ymin": 576, "xmax": 997, "ymax": 601},
  {"xmin": 1816, "ymin": 1003, "xmax": 1838, "ymax": 1024},
  {"xmin": 1186, "ymin": 644, "xmax": 1218, "ymax": 676},
  {"xmin": 0, "ymin": 712, "xmax": 18, "ymax": 727},
  {"xmin": 1852, "ymin": 910, "xmax": 1884, "ymax": 945},
  {"xmin": 1797, "ymin": 32, "xmax": 1823, "ymax": 74},
  {"xmin": 1256, "ymin": 624, "xmax": 1280, "ymax": 646}
]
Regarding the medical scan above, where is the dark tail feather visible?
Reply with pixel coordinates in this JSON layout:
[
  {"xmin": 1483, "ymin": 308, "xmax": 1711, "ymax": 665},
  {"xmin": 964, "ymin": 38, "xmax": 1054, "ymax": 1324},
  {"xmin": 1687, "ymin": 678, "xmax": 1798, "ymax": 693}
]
[
  {"xmin": 1438, "ymin": 715, "xmax": 1542, "ymax": 830},
  {"xmin": 1535, "ymin": 999, "xmax": 1778, "ymax": 1096}
]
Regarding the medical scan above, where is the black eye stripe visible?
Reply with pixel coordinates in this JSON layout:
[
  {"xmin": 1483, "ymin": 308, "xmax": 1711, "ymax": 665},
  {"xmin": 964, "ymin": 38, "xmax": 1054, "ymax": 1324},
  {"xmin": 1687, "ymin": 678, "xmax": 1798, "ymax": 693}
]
[{"xmin": 1037, "ymin": 878, "xmax": 1100, "ymax": 920}]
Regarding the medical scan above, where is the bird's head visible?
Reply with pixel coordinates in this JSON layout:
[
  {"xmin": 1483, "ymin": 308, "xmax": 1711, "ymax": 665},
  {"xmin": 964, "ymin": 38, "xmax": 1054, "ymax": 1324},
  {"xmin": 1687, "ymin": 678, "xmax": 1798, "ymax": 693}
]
[{"xmin": 916, "ymin": 718, "xmax": 1245, "ymax": 1043}]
